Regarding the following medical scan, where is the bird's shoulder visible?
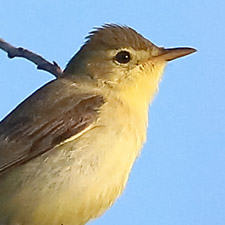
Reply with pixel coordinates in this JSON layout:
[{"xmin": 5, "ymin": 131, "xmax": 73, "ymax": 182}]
[{"xmin": 0, "ymin": 77, "xmax": 105, "ymax": 173}]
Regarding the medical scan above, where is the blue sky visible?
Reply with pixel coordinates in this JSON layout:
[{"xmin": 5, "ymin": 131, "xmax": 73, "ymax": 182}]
[{"xmin": 0, "ymin": 1, "xmax": 224, "ymax": 225}]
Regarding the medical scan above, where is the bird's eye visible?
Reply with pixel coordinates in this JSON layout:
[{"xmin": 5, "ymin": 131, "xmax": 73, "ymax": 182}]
[{"xmin": 114, "ymin": 51, "xmax": 131, "ymax": 64}]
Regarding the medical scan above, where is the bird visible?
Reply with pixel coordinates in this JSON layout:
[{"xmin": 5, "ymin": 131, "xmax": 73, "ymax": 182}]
[{"xmin": 0, "ymin": 24, "xmax": 196, "ymax": 225}]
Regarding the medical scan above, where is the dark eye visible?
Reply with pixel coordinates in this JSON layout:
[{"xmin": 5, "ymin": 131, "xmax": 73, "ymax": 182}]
[{"xmin": 114, "ymin": 51, "xmax": 131, "ymax": 64}]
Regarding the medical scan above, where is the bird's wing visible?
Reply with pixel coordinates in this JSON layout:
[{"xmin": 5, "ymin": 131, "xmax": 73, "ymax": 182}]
[{"xmin": 0, "ymin": 79, "xmax": 105, "ymax": 173}]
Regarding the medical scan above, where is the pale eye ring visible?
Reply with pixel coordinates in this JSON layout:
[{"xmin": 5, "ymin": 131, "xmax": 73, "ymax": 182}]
[{"xmin": 114, "ymin": 51, "xmax": 131, "ymax": 64}]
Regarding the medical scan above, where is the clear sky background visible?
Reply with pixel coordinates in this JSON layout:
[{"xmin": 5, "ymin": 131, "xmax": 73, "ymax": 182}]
[{"xmin": 0, "ymin": 1, "xmax": 224, "ymax": 225}]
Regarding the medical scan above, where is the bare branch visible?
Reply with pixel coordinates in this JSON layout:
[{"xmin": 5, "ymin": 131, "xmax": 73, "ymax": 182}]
[{"xmin": 0, "ymin": 38, "xmax": 63, "ymax": 78}]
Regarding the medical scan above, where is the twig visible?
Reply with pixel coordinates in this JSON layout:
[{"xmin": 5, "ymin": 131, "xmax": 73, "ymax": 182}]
[{"xmin": 0, "ymin": 38, "xmax": 63, "ymax": 78}]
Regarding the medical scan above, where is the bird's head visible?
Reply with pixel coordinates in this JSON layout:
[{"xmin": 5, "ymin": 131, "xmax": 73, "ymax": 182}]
[{"xmin": 64, "ymin": 24, "xmax": 196, "ymax": 105}]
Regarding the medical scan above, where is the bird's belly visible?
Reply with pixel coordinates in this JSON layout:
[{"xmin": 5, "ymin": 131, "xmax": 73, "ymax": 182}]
[{"xmin": 0, "ymin": 118, "xmax": 146, "ymax": 225}]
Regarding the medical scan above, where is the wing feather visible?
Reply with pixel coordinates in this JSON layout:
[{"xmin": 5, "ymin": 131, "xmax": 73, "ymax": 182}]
[{"xmin": 0, "ymin": 78, "xmax": 104, "ymax": 173}]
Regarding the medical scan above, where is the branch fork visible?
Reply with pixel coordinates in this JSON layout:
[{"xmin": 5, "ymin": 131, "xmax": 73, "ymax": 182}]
[{"xmin": 0, "ymin": 38, "xmax": 63, "ymax": 78}]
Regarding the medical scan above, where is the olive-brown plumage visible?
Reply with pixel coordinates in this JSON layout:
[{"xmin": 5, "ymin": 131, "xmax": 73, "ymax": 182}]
[{"xmin": 0, "ymin": 24, "xmax": 196, "ymax": 225}]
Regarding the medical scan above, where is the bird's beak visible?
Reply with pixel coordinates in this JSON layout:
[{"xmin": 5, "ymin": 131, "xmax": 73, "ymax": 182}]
[{"xmin": 153, "ymin": 47, "xmax": 197, "ymax": 61}]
